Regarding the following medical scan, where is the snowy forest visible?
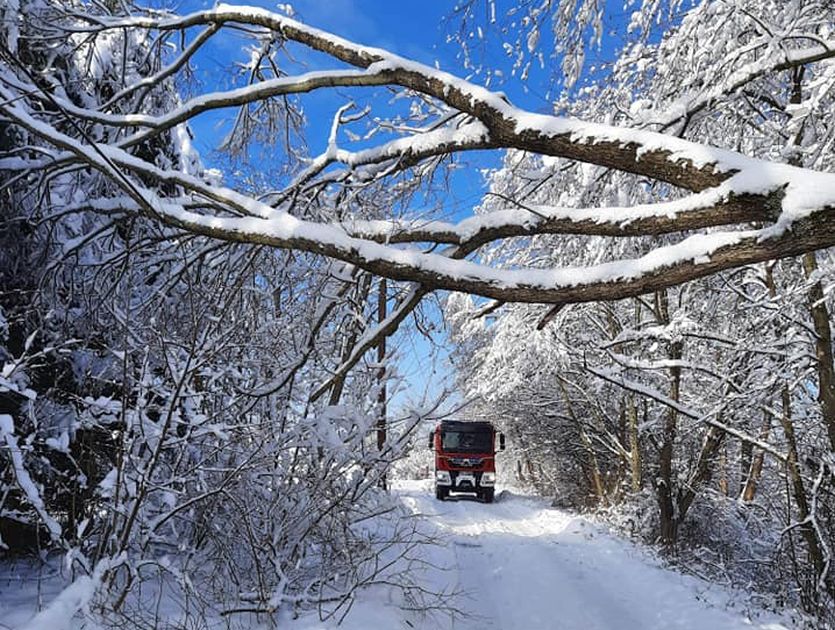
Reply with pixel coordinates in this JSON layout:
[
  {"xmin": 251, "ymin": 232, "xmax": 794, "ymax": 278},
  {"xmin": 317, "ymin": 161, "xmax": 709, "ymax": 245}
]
[{"xmin": 2, "ymin": 0, "xmax": 835, "ymax": 628}]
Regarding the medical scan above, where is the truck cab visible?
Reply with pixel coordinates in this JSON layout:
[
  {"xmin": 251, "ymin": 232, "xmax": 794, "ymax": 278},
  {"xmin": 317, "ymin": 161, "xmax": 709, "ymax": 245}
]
[{"xmin": 429, "ymin": 420, "xmax": 505, "ymax": 503}]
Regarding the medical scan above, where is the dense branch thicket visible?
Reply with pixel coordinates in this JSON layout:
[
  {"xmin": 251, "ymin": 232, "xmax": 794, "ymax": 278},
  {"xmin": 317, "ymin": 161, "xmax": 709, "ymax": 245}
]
[
  {"xmin": 448, "ymin": 0, "xmax": 835, "ymax": 621},
  {"xmin": 0, "ymin": 1, "xmax": 448, "ymax": 625}
]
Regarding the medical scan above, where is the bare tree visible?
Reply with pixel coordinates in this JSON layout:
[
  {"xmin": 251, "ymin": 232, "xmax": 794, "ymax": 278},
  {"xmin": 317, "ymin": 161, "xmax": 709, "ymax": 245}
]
[{"xmin": 2, "ymin": 3, "xmax": 835, "ymax": 308}]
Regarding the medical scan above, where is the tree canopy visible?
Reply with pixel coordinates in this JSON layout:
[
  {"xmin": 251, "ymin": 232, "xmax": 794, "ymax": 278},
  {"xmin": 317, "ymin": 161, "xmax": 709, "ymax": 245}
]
[{"xmin": 3, "ymin": 1, "xmax": 835, "ymax": 306}]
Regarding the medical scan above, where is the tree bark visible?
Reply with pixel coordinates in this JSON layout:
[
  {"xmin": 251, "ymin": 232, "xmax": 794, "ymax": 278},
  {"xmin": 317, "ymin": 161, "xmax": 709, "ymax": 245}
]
[
  {"xmin": 377, "ymin": 277, "xmax": 387, "ymax": 491},
  {"xmin": 7, "ymin": 8, "xmax": 835, "ymax": 308},
  {"xmin": 779, "ymin": 384, "xmax": 827, "ymax": 588},
  {"xmin": 676, "ymin": 426, "xmax": 725, "ymax": 522},
  {"xmin": 558, "ymin": 379, "xmax": 606, "ymax": 504},
  {"xmin": 801, "ymin": 252, "xmax": 835, "ymax": 452},
  {"xmin": 655, "ymin": 289, "xmax": 682, "ymax": 548},
  {"xmin": 628, "ymin": 395, "xmax": 642, "ymax": 493},
  {"xmin": 717, "ymin": 444, "xmax": 729, "ymax": 497},
  {"xmin": 740, "ymin": 411, "xmax": 772, "ymax": 502},
  {"xmin": 739, "ymin": 440, "xmax": 752, "ymax": 496}
]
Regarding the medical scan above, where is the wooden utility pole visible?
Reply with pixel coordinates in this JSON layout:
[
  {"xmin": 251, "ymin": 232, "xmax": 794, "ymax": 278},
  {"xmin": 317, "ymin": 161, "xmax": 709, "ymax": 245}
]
[{"xmin": 377, "ymin": 278, "xmax": 387, "ymax": 490}]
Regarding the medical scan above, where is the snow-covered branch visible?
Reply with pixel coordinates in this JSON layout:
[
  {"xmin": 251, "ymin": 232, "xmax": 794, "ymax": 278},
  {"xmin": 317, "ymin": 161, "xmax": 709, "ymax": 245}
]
[
  {"xmin": 82, "ymin": 4, "xmax": 754, "ymax": 190},
  {"xmin": 5, "ymin": 2, "xmax": 835, "ymax": 305},
  {"xmin": 648, "ymin": 41, "xmax": 835, "ymax": 131},
  {"xmin": 585, "ymin": 367, "xmax": 788, "ymax": 463}
]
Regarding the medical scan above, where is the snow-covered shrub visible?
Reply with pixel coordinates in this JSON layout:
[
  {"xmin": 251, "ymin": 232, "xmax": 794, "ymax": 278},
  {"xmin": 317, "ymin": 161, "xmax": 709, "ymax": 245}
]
[
  {"xmin": 447, "ymin": 1, "xmax": 835, "ymax": 619},
  {"xmin": 391, "ymin": 434, "xmax": 434, "ymax": 481},
  {"xmin": 0, "ymin": 2, "xmax": 437, "ymax": 625}
]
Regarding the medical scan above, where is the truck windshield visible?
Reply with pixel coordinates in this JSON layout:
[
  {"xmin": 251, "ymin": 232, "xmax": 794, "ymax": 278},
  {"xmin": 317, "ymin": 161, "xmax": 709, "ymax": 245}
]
[{"xmin": 441, "ymin": 431, "xmax": 492, "ymax": 453}]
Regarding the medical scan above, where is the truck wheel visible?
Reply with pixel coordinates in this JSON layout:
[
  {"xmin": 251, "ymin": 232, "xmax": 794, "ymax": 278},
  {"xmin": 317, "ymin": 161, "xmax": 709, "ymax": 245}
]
[
  {"xmin": 435, "ymin": 486, "xmax": 448, "ymax": 501},
  {"xmin": 482, "ymin": 489, "xmax": 494, "ymax": 503}
]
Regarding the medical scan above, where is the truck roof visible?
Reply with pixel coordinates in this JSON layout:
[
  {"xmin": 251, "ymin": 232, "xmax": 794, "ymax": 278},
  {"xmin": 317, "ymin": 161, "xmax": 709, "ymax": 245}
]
[{"xmin": 439, "ymin": 420, "xmax": 494, "ymax": 432}]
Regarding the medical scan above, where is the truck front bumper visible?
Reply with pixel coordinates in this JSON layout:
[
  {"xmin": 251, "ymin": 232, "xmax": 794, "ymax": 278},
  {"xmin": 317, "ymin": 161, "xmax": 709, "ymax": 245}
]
[{"xmin": 435, "ymin": 470, "xmax": 495, "ymax": 488}]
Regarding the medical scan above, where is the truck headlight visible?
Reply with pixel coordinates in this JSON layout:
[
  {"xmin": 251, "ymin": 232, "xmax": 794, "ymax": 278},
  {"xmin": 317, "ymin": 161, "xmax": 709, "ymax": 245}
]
[
  {"xmin": 481, "ymin": 472, "xmax": 496, "ymax": 486},
  {"xmin": 435, "ymin": 471, "xmax": 451, "ymax": 485}
]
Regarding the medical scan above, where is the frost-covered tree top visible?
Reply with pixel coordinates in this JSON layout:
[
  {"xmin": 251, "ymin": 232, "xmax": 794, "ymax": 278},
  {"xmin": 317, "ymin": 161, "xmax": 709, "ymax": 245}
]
[{"xmin": 2, "ymin": 0, "xmax": 835, "ymax": 304}]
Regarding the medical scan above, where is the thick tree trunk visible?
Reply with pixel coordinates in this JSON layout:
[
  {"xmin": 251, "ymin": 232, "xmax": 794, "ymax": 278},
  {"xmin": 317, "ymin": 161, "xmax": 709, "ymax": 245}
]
[
  {"xmin": 740, "ymin": 263, "xmax": 779, "ymax": 502},
  {"xmin": 628, "ymin": 395, "xmax": 642, "ymax": 493},
  {"xmin": 676, "ymin": 426, "xmax": 725, "ymax": 522},
  {"xmin": 377, "ymin": 277, "xmax": 387, "ymax": 490},
  {"xmin": 801, "ymin": 251, "xmax": 835, "ymax": 452},
  {"xmin": 581, "ymin": 429, "xmax": 606, "ymax": 505},
  {"xmin": 740, "ymin": 411, "xmax": 772, "ymax": 502},
  {"xmin": 778, "ymin": 68, "xmax": 832, "ymax": 602},
  {"xmin": 761, "ymin": 255, "xmax": 826, "ymax": 590},
  {"xmin": 656, "ymin": 289, "xmax": 681, "ymax": 548},
  {"xmin": 717, "ymin": 445, "xmax": 729, "ymax": 497},
  {"xmin": 787, "ymin": 71, "xmax": 835, "ymax": 450},
  {"xmin": 779, "ymin": 384, "xmax": 827, "ymax": 589},
  {"xmin": 558, "ymin": 379, "xmax": 606, "ymax": 504},
  {"xmin": 657, "ymin": 370, "xmax": 680, "ymax": 547},
  {"xmin": 739, "ymin": 440, "xmax": 752, "ymax": 496}
]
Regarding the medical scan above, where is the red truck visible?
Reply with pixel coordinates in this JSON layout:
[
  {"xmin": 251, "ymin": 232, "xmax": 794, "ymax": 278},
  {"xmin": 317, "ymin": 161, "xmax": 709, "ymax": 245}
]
[{"xmin": 428, "ymin": 420, "xmax": 505, "ymax": 503}]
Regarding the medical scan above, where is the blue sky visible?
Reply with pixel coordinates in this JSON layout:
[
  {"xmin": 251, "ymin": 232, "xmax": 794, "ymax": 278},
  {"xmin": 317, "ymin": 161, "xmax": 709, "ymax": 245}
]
[
  {"xmin": 166, "ymin": 0, "xmax": 629, "ymax": 415},
  {"xmin": 174, "ymin": 0, "xmax": 576, "ymax": 165},
  {"xmin": 171, "ymin": 0, "xmax": 507, "ymax": 414}
]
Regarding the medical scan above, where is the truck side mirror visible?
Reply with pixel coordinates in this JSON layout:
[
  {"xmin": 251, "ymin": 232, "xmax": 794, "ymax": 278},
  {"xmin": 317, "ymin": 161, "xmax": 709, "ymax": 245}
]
[
  {"xmin": 428, "ymin": 431, "xmax": 434, "ymax": 449},
  {"xmin": 499, "ymin": 433, "xmax": 506, "ymax": 450}
]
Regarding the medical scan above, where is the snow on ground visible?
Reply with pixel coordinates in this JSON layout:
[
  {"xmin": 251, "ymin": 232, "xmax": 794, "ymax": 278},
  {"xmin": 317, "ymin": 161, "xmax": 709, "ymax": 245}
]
[
  {"xmin": 298, "ymin": 479, "xmax": 796, "ymax": 630},
  {"xmin": 0, "ymin": 563, "xmax": 87, "ymax": 630},
  {"xmin": 2, "ymin": 481, "xmax": 797, "ymax": 630}
]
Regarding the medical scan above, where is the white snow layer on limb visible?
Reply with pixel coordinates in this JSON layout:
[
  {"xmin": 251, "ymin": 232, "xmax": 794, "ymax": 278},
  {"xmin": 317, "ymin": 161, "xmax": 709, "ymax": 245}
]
[
  {"xmin": 5, "ymin": 71, "xmax": 835, "ymax": 302},
  {"xmin": 8, "ymin": 4, "xmax": 835, "ymax": 302},
  {"xmin": 57, "ymin": 3, "xmax": 835, "ymax": 189},
  {"xmin": 87, "ymin": 5, "xmax": 777, "ymax": 178},
  {"xmin": 340, "ymin": 175, "xmax": 773, "ymax": 243},
  {"xmin": 17, "ymin": 558, "xmax": 116, "ymax": 630},
  {"xmin": 0, "ymin": 414, "xmax": 63, "ymax": 543}
]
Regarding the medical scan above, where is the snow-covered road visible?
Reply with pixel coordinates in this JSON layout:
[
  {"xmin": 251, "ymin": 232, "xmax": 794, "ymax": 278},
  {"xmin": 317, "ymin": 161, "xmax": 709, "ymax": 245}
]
[
  {"xmin": 391, "ymin": 480, "xmax": 790, "ymax": 630},
  {"xmin": 3, "ymin": 480, "xmax": 795, "ymax": 630}
]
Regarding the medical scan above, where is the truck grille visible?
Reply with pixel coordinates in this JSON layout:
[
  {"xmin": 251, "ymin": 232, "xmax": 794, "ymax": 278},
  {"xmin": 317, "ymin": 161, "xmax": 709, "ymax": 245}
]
[{"xmin": 449, "ymin": 457, "xmax": 482, "ymax": 467}]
